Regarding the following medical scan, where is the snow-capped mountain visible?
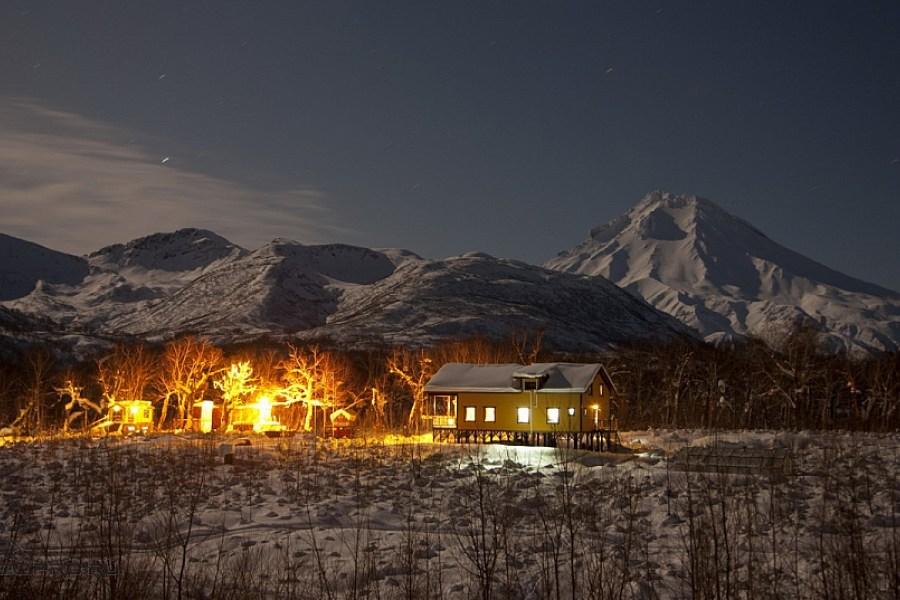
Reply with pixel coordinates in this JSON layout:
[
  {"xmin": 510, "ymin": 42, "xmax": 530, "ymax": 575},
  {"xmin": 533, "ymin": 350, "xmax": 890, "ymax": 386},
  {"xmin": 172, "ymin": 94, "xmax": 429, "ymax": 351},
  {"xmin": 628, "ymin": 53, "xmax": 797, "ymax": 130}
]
[
  {"xmin": 1, "ymin": 230, "xmax": 691, "ymax": 351},
  {"xmin": 5, "ymin": 228, "xmax": 247, "ymax": 328},
  {"xmin": 308, "ymin": 252, "xmax": 691, "ymax": 350},
  {"xmin": 545, "ymin": 191, "xmax": 900, "ymax": 354},
  {"xmin": 105, "ymin": 239, "xmax": 403, "ymax": 337}
]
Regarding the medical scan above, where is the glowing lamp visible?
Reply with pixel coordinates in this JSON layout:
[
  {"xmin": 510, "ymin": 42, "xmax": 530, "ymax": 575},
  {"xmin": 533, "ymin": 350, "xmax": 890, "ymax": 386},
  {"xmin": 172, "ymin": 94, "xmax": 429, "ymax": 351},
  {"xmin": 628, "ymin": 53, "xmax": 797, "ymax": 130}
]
[{"xmin": 199, "ymin": 400, "xmax": 214, "ymax": 433}]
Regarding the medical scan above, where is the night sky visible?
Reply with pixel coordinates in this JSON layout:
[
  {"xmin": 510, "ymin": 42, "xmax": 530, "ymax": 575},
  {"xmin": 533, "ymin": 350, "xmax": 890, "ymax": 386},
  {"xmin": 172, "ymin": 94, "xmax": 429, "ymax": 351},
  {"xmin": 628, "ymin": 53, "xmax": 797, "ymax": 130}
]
[{"xmin": 1, "ymin": 1, "xmax": 898, "ymax": 290}]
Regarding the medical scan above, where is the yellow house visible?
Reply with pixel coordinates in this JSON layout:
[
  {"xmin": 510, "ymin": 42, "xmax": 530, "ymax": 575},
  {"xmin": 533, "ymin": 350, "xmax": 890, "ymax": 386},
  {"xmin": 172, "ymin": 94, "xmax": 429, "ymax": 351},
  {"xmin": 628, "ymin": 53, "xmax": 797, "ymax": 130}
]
[
  {"xmin": 424, "ymin": 362, "xmax": 618, "ymax": 450},
  {"xmin": 92, "ymin": 399, "xmax": 154, "ymax": 435}
]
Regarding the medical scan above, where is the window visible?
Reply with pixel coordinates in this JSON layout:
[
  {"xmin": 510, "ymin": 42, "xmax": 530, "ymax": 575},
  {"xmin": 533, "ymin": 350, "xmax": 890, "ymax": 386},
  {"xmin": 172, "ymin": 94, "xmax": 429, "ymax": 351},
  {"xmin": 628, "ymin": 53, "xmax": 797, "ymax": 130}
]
[
  {"xmin": 567, "ymin": 407, "xmax": 576, "ymax": 417},
  {"xmin": 464, "ymin": 406, "xmax": 476, "ymax": 422},
  {"xmin": 517, "ymin": 407, "xmax": 530, "ymax": 423},
  {"xmin": 546, "ymin": 407, "xmax": 560, "ymax": 424},
  {"xmin": 434, "ymin": 395, "xmax": 455, "ymax": 416},
  {"xmin": 484, "ymin": 406, "xmax": 496, "ymax": 422},
  {"xmin": 599, "ymin": 384, "xmax": 603, "ymax": 396}
]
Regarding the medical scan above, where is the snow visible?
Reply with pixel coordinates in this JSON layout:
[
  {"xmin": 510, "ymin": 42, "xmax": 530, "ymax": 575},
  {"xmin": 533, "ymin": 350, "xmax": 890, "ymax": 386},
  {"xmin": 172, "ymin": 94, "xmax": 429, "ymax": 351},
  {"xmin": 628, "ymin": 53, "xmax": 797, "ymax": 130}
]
[
  {"xmin": 0, "ymin": 429, "xmax": 897, "ymax": 598},
  {"xmin": 0, "ymin": 231, "xmax": 692, "ymax": 351},
  {"xmin": 424, "ymin": 363, "xmax": 522, "ymax": 393},
  {"xmin": 425, "ymin": 362, "xmax": 603, "ymax": 393},
  {"xmin": 546, "ymin": 190, "xmax": 900, "ymax": 355}
]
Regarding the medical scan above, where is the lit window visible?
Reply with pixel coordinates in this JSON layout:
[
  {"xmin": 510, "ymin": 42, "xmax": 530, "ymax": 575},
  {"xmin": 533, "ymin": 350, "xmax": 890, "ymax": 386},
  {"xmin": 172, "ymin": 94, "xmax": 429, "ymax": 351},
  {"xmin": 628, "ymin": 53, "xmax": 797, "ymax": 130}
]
[
  {"xmin": 547, "ymin": 408, "xmax": 560, "ymax": 424},
  {"xmin": 599, "ymin": 384, "xmax": 603, "ymax": 396},
  {"xmin": 484, "ymin": 406, "xmax": 496, "ymax": 422},
  {"xmin": 567, "ymin": 407, "xmax": 576, "ymax": 417},
  {"xmin": 517, "ymin": 407, "xmax": 530, "ymax": 423},
  {"xmin": 464, "ymin": 406, "xmax": 476, "ymax": 422}
]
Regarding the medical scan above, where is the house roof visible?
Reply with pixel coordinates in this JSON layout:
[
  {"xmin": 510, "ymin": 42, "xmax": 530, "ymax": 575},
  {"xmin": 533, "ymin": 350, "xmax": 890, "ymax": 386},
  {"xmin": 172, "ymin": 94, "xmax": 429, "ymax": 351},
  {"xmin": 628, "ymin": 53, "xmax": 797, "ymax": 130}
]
[{"xmin": 424, "ymin": 362, "xmax": 609, "ymax": 394}]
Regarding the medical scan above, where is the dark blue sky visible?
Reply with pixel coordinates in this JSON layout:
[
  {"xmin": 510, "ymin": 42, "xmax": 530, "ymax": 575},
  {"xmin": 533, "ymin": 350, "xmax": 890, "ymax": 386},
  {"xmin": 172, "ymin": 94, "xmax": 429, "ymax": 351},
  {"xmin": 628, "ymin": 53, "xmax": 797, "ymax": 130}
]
[{"xmin": 1, "ymin": 1, "xmax": 898, "ymax": 290}]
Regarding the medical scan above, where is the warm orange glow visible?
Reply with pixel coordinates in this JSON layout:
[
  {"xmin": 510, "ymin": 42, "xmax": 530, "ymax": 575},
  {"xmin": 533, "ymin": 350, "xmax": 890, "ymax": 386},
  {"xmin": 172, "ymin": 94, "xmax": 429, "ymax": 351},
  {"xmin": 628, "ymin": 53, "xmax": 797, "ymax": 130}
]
[
  {"xmin": 203, "ymin": 351, "xmax": 349, "ymax": 433},
  {"xmin": 97, "ymin": 399, "xmax": 153, "ymax": 434},
  {"xmin": 251, "ymin": 394, "xmax": 282, "ymax": 433}
]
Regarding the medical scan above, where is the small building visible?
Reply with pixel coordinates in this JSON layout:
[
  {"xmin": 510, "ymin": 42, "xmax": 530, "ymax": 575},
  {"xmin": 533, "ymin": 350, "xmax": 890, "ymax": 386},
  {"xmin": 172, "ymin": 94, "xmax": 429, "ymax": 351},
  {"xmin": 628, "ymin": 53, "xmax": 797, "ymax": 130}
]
[
  {"xmin": 230, "ymin": 395, "xmax": 287, "ymax": 435},
  {"xmin": 424, "ymin": 362, "xmax": 618, "ymax": 450},
  {"xmin": 93, "ymin": 399, "xmax": 154, "ymax": 435},
  {"xmin": 328, "ymin": 408, "xmax": 356, "ymax": 438}
]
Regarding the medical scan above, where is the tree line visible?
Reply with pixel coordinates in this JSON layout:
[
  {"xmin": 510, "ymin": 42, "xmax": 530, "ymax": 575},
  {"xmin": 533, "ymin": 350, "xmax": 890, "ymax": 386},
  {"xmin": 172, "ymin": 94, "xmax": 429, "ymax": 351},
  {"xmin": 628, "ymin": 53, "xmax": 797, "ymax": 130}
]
[{"xmin": 0, "ymin": 326, "xmax": 897, "ymax": 435}]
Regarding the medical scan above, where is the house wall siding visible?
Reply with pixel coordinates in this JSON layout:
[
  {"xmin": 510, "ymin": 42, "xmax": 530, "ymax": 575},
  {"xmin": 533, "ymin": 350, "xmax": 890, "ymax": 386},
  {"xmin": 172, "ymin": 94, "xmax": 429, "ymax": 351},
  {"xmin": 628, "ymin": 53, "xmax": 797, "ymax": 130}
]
[{"xmin": 444, "ymin": 373, "xmax": 610, "ymax": 433}]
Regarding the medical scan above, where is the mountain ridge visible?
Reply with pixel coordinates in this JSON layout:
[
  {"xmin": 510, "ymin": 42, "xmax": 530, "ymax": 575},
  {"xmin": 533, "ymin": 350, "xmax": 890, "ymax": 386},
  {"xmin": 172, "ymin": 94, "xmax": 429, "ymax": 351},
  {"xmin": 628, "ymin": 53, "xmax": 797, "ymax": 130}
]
[
  {"xmin": 546, "ymin": 191, "xmax": 900, "ymax": 354},
  {"xmin": 1, "ymin": 229, "xmax": 691, "ymax": 352}
]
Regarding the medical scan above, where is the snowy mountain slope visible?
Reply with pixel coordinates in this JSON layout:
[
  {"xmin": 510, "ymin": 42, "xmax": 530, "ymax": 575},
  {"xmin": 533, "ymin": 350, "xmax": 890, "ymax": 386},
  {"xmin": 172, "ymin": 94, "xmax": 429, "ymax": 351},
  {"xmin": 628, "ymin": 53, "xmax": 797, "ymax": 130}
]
[
  {"xmin": 311, "ymin": 254, "xmax": 693, "ymax": 350},
  {"xmin": 0, "ymin": 229, "xmax": 690, "ymax": 350},
  {"xmin": 545, "ymin": 191, "xmax": 900, "ymax": 354},
  {"xmin": 106, "ymin": 242, "xmax": 689, "ymax": 350},
  {"xmin": 107, "ymin": 240, "xmax": 404, "ymax": 337},
  {"xmin": 6, "ymin": 229, "xmax": 248, "ymax": 328},
  {"xmin": 0, "ymin": 233, "xmax": 89, "ymax": 301}
]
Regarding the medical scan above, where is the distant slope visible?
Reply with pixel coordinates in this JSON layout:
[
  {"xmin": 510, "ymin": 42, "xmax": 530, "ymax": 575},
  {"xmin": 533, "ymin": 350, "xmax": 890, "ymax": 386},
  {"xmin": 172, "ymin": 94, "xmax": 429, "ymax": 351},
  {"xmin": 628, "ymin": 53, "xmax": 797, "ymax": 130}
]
[
  {"xmin": 0, "ymin": 234, "xmax": 89, "ymax": 300},
  {"xmin": 108, "ymin": 240, "xmax": 404, "ymax": 337},
  {"xmin": 1, "ymin": 230, "xmax": 690, "ymax": 351},
  {"xmin": 546, "ymin": 191, "xmax": 900, "ymax": 354},
  {"xmin": 7, "ymin": 228, "xmax": 248, "ymax": 328},
  {"xmin": 313, "ymin": 254, "xmax": 693, "ymax": 350}
]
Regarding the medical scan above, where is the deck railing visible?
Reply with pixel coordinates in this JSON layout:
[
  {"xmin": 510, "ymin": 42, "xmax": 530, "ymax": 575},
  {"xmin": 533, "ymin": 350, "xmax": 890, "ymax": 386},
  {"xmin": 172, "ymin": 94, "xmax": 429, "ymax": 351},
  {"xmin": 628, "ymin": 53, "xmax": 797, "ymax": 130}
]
[{"xmin": 431, "ymin": 415, "xmax": 457, "ymax": 429}]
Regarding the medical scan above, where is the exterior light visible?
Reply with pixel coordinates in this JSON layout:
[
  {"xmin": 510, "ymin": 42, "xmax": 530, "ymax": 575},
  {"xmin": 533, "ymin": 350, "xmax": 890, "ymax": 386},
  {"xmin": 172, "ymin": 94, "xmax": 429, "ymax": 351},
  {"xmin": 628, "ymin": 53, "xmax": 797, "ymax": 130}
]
[{"xmin": 199, "ymin": 400, "xmax": 214, "ymax": 434}]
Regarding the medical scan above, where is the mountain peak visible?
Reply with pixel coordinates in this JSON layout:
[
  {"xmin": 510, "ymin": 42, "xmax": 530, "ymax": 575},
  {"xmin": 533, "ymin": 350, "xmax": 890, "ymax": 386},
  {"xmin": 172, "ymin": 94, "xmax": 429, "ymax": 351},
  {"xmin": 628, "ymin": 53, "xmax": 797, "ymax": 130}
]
[
  {"xmin": 634, "ymin": 190, "xmax": 707, "ymax": 211},
  {"xmin": 548, "ymin": 192, "xmax": 900, "ymax": 354},
  {"xmin": 89, "ymin": 228, "xmax": 246, "ymax": 272}
]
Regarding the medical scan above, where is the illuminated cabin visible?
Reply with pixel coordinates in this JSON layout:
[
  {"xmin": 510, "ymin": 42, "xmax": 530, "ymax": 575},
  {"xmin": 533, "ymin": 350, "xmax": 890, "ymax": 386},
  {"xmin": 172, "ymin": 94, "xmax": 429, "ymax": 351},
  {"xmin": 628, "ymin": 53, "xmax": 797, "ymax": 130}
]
[
  {"xmin": 424, "ymin": 362, "xmax": 618, "ymax": 450},
  {"xmin": 229, "ymin": 396, "xmax": 287, "ymax": 435},
  {"xmin": 98, "ymin": 399, "xmax": 154, "ymax": 435},
  {"xmin": 328, "ymin": 408, "xmax": 356, "ymax": 438}
]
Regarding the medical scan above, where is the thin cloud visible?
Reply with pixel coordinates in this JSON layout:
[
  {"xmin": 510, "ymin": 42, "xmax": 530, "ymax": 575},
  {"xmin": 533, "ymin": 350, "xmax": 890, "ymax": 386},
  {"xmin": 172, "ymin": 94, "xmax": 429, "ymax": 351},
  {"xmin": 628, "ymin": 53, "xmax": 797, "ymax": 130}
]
[{"xmin": 0, "ymin": 98, "xmax": 349, "ymax": 254}]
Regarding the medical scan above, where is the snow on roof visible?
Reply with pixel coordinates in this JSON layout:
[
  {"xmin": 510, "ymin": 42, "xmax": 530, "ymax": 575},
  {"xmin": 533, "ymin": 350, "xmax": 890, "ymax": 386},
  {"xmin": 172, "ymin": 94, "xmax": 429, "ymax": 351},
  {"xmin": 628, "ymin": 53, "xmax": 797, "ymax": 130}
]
[{"xmin": 425, "ymin": 362, "xmax": 604, "ymax": 394}]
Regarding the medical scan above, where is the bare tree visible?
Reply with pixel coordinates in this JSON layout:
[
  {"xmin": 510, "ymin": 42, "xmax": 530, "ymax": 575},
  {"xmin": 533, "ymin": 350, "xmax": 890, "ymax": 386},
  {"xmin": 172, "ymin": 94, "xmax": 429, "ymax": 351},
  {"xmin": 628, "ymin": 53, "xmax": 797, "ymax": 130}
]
[
  {"xmin": 212, "ymin": 360, "xmax": 257, "ymax": 430},
  {"xmin": 157, "ymin": 336, "xmax": 223, "ymax": 429},
  {"xmin": 56, "ymin": 371, "xmax": 103, "ymax": 433},
  {"xmin": 388, "ymin": 348, "xmax": 434, "ymax": 434},
  {"xmin": 279, "ymin": 345, "xmax": 347, "ymax": 432},
  {"xmin": 10, "ymin": 346, "xmax": 55, "ymax": 434},
  {"xmin": 98, "ymin": 343, "xmax": 157, "ymax": 405},
  {"xmin": 511, "ymin": 329, "xmax": 545, "ymax": 365}
]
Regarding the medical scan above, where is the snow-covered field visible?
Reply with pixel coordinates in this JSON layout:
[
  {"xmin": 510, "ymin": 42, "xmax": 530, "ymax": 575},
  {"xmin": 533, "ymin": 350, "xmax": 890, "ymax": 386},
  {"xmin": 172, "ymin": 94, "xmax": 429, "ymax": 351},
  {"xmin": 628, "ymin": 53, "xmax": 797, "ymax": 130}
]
[{"xmin": 0, "ymin": 430, "xmax": 897, "ymax": 599}]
